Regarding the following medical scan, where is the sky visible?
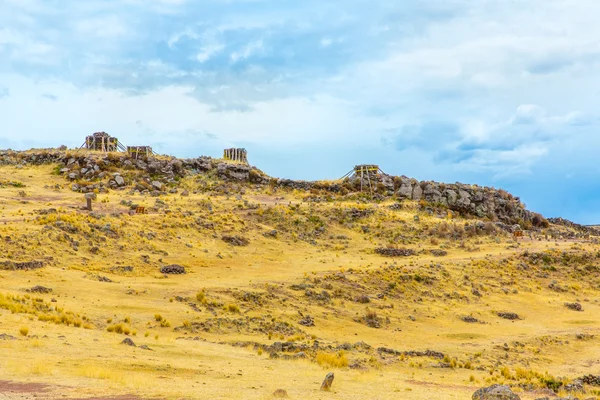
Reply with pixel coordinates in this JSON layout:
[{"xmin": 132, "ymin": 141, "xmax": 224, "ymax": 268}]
[{"xmin": 1, "ymin": 0, "xmax": 599, "ymax": 223}]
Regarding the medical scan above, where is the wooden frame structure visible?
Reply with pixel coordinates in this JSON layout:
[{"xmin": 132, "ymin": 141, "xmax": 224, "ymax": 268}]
[
  {"xmin": 127, "ymin": 146, "xmax": 154, "ymax": 159},
  {"xmin": 80, "ymin": 132, "xmax": 126, "ymax": 153},
  {"xmin": 223, "ymin": 148, "xmax": 248, "ymax": 164},
  {"xmin": 340, "ymin": 164, "xmax": 385, "ymax": 194}
]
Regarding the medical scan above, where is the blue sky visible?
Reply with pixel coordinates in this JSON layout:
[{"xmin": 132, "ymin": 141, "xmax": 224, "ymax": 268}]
[{"xmin": 1, "ymin": 0, "xmax": 600, "ymax": 223}]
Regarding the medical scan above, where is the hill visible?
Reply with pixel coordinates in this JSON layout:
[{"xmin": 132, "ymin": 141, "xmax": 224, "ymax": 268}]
[{"xmin": 0, "ymin": 149, "xmax": 598, "ymax": 399}]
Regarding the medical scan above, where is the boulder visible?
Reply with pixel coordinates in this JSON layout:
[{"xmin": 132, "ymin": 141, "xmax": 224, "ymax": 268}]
[
  {"xmin": 151, "ymin": 181, "xmax": 163, "ymax": 191},
  {"xmin": 115, "ymin": 175, "xmax": 125, "ymax": 186},
  {"xmin": 397, "ymin": 183, "xmax": 413, "ymax": 199},
  {"xmin": 472, "ymin": 384, "xmax": 520, "ymax": 400},
  {"xmin": 412, "ymin": 184, "xmax": 423, "ymax": 201},
  {"xmin": 320, "ymin": 372, "xmax": 334, "ymax": 391},
  {"xmin": 121, "ymin": 338, "xmax": 136, "ymax": 347}
]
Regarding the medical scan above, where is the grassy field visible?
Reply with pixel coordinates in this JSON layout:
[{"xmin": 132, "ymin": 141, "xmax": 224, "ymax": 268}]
[{"xmin": 0, "ymin": 163, "xmax": 598, "ymax": 399}]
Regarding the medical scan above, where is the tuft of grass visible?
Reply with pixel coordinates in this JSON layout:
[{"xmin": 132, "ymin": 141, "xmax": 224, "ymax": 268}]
[
  {"xmin": 19, "ymin": 326, "xmax": 29, "ymax": 336},
  {"xmin": 226, "ymin": 303, "xmax": 240, "ymax": 313},
  {"xmin": 315, "ymin": 351, "xmax": 349, "ymax": 368}
]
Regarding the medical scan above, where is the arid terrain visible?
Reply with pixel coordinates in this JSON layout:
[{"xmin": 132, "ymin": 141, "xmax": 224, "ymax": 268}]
[{"xmin": 0, "ymin": 150, "xmax": 599, "ymax": 399}]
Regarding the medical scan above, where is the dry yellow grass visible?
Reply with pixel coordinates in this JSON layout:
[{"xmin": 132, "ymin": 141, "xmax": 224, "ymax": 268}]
[{"xmin": 0, "ymin": 163, "xmax": 597, "ymax": 399}]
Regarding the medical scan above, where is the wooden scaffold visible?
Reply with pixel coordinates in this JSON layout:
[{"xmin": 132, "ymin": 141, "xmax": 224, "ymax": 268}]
[
  {"xmin": 79, "ymin": 132, "xmax": 126, "ymax": 152},
  {"xmin": 340, "ymin": 164, "xmax": 385, "ymax": 194},
  {"xmin": 127, "ymin": 146, "xmax": 154, "ymax": 159},
  {"xmin": 223, "ymin": 148, "xmax": 248, "ymax": 164}
]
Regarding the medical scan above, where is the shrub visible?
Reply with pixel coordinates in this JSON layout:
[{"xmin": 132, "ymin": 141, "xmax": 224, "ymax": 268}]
[
  {"xmin": 19, "ymin": 326, "xmax": 29, "ymax": 336},
  {"xmin": 315, "ymin": 351, "xmax": 349, "ymax": 368},
  {"xmin": 226, "ymin": 303, "xmax": 240, "ymax": 313}
]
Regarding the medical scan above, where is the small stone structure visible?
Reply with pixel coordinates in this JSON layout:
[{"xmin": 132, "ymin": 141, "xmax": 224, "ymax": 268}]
[
  {"xmin": 82, "ymin": 132, "xmax": 126, "ymax": 152},
  {"xmin": 127, "ymin": 146, "xmax": 153, "ymax": 159},
  {"xmin": 223, "ymin": 148, "xmax": 248, "ymax": 164}
]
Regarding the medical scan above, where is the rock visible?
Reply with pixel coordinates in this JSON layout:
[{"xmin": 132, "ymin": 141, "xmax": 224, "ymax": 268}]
[
  {"xmin": 374, "ymin": 247, "xmax": 415, "ymax": 257},
  {"xmin": 68, "ymin": 173, "xmax": 78, "ymax": 180},
  {"xmin": 299, "ymin": 315, "xmax": 315, "ymax": 327},
  {"xmin": 581, "ymin": 374, "xmax": 600, "ymax": 386},
  {"xmin": 497, "ymin": 312, "xmax": 520, "ymax": 320},
  {"xmin": 564, "ymin": 379, "xmax": 584, "ymax": 392},
  {"xmin": 222, "ymin": 235, "xmax": 249, "ymax": 246},
  {"xmin": 160, "ymin": 264, "xmax": 186, "ymax": 274},
  {"xmin": 565, "ymin": 302, "xmax": 583, "ymax": 311},
  {"xmin": 320, "ymin": 372, "xmax": 334, "ymax": 391},
  {"xmin": 115, "ymin": 175, "xmax": 125, "ymax": 186},
  {"xmin": 272, "ymin": 389, "xmax": 288, "ymax": 398},
  {"xmin": 121, "ymin": 338, "xmax": 136, "ymax": 346},
  {"xmin": 397, "ymin": 183, "xmax": 413, "ymax": 199},
  {"xmin": 151, "ymin": 181, "xmax": 163, "ymax": 191},
  {"xmin": 26, "ymin": 285, "xmax": 52, "ymax": 294},
  {"xmin": 472, "ymin": 384, "xmax": 520, "ymax": 400},
  {"xmin": 85, "ymin": 192, "xmax": 97, "ymax": 200},
  {"xmin": 181, "ymin": 190, "xmax": 190, "ymax": 197}
]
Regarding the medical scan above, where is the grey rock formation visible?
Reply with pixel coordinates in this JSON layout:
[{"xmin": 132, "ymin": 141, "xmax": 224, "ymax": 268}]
[{"xmin": 472, "ymin": 384, "xmax": 520, "ymax": 400}]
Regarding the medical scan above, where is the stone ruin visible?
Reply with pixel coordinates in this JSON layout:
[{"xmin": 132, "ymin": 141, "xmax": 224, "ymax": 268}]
[
  {"xmin": 223, "ymin": 148, "xmax": 248, "ymax": 164},
  {"xmin": 82, "ymin": 132, "xmax": 126, "ymax": 152}
]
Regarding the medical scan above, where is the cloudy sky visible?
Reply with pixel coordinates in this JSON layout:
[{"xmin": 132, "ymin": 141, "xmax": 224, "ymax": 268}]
[{"xmin": 1, "ymin": 0, "xmax": 599, "ymax": 222}]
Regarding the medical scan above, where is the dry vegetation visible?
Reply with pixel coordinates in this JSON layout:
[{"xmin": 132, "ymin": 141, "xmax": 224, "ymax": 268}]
[{"xmin": 0, "ymin": 162, "xmax": 598, "ymax": 399}]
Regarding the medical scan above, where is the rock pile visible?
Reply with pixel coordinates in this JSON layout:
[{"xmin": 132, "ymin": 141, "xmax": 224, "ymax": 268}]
[
  {"xmin": 0, "ymin": 260, "xmax": 45, "ymax": 270},
  {"xmin": 497, "ymin": 312, "xmax": 520, "ymax": 320},
  {"xmin": 222, "ymin": 235, "xmax": 250, "ymax": 246},
  {"xmin": 374, "ymin": 248, "xmax": 416, "ymax": 257},
  {"xmin": 472, "ymin": 384, "xmax": 520, "ymax": 399},
  {"xmin": 581, "ymin": 374, "xmax": 600, "ymax": 386},
  {"xmin": 565, "ymin": 302, "xmax": 583, "ymax": 311},
  {"xmin": 160, "ymin": 265, "xmax": 186, "ymax": 274},
  {"xmin": 26, "ymin": 285, "xmax": 52, "ymax": 293}
]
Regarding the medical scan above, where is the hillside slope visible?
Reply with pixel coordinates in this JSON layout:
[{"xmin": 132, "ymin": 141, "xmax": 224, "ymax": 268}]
[{"xmin": 0, "ymin": 151, "xmax": 598, "ymax": 399}]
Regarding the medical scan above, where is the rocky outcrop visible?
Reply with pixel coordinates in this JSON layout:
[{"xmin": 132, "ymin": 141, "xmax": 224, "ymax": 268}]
[{"xmin": 0, "ymin": 148, "xmax": 549, "ymax": 227}]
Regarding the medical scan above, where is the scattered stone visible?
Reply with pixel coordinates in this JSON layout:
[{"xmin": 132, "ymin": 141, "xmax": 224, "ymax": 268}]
[
  {"xmin": 115, "ymin": 175, "xmax": 125, "ymax": 186},
  {"xmin": 564, "ymin": 379, "xmax": 584, "ymax": 392},
  {"xmin": 374, "ymin": 247, "xmax": 415, "ymax": 257},
  {"xmin": 497, "ymin": 312, "xmax": 520, "ymax": 320},
  {"xmin": 222, "ymin": 235, "xmax": 250, "ymax": 246},
  {"xmin": 430, "ymin": 249, "xmax": 448, "ymax": 257},
  {"xmin": 581, "ymin": 374, "xmax": 600, "ymax": 386},
  {"xmin": 160, "ymin": 264, "xmax": 186, "ymax": 274},
  {"xmin": 272, "ymin": 389, "xmax": 289, "ymax": 398},
  {"xmin": 461, "ymin": 315, "xmax": 481, "ymax": 323},
  {"xmin": 121, "ymin": 338, "xmax": 136, "ymax": 346},
  {"xmin": 26, "ymin": 285, "xmax": 52, "ymax": 294},
  {"xmin": 320, "ymin": 372, "xmax": 334, "ymax": 391},
  {"xmin": 0, "ymin": 260, "xmax": 45, "ymax": 270},
  {"xmin": 565, "ymin": 302, "xmax": 583, "ymax": 311},
  {"xmin": 299, "ymin": 315, "xmax": 315, "ymax": 327},
  {"xmin": 472, "ymin": 384, "xmax": 520, "ymax": 400},
  {"xmin": 377, "ymin": 347, "xmax": 445, "ymax": 359},
  {"xmin": 180, "ymin": 190, "xmax": 190, "ymax": 197}
]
